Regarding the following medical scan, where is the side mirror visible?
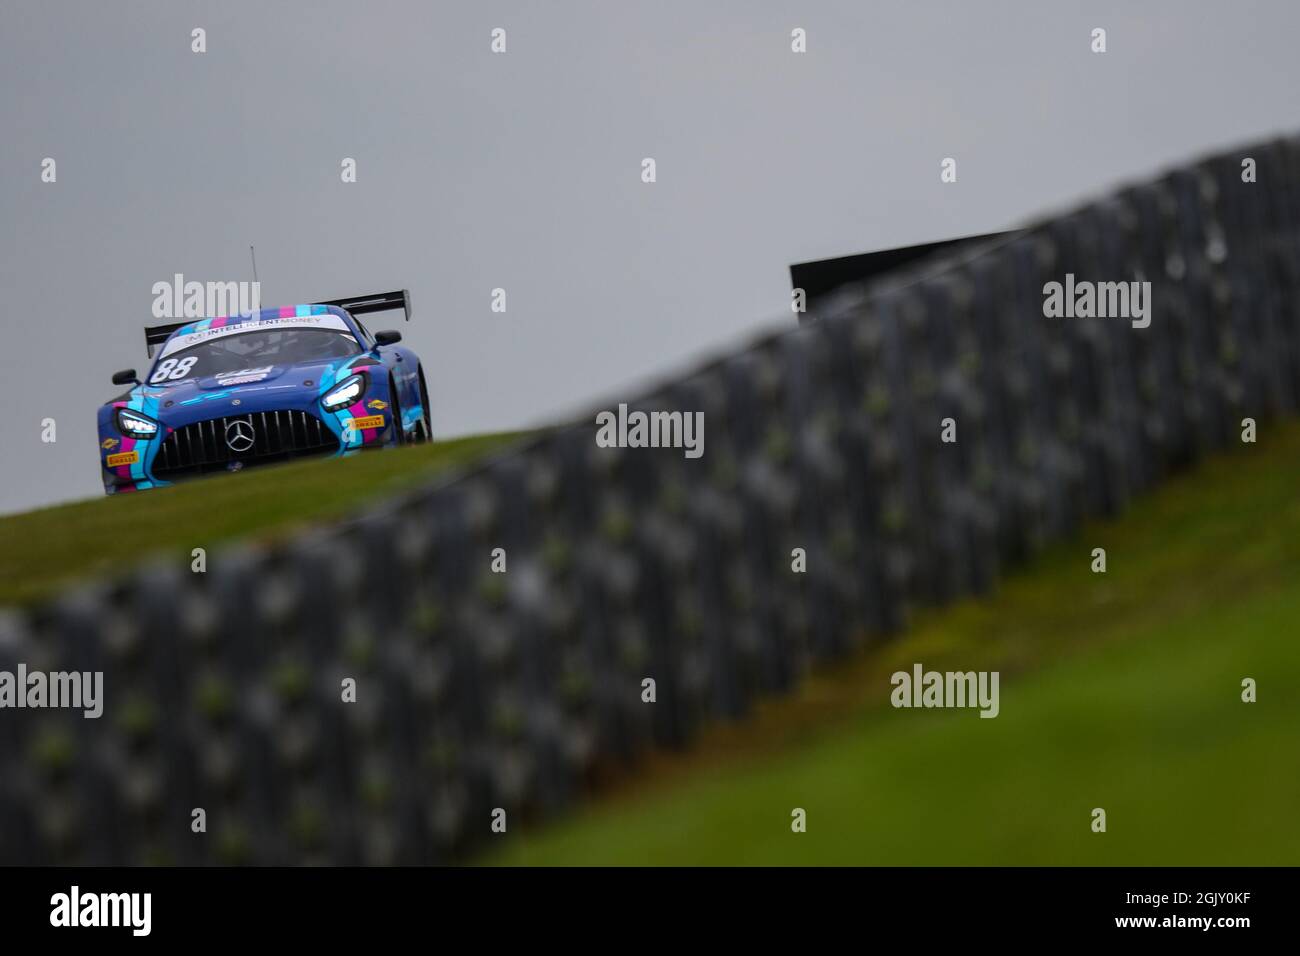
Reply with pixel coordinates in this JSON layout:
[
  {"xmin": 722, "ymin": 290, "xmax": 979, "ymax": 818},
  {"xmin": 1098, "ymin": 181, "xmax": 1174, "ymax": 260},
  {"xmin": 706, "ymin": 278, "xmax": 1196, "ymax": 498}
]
[
  {"xmin": 112, "ymin": 369, "xmax": 139, "ymax": 386},
  {"xmin": 375, "ymin": 330, "xmax": 402, "ymax": 346}
]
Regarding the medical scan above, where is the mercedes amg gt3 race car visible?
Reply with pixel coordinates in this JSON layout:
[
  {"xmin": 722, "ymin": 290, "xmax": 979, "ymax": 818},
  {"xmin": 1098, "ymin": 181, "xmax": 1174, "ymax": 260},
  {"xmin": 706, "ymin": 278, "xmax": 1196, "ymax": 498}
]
[{"xmin": 97, "ymin": 290, "xmax": 431, "ymax": 494}]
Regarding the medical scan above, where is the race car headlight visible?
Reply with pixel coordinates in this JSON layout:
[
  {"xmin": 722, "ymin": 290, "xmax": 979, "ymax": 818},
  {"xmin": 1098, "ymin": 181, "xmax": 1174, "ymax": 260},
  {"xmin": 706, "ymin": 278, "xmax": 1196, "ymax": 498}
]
[
  {"xmin": 116, "ymin": 408, "xmax": 160, "ymax": 438},
  {"xmin": 321, "ymin": 373, "xmax": 367, "ymax": 412}
]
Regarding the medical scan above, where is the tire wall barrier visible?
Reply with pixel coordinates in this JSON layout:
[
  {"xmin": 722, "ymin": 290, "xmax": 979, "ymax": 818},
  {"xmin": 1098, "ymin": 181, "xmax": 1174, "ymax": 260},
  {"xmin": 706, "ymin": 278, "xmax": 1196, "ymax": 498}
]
[{"xmin": 2, "ymin": 135, "xmax": 1299, "ymax": 863}]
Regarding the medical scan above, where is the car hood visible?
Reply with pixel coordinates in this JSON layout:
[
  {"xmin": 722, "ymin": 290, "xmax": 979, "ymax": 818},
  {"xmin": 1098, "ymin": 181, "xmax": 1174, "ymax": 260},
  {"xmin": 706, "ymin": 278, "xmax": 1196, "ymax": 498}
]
[{"xmin": 136, "ymin": 359, "xmax": 355, "ymax": 425}]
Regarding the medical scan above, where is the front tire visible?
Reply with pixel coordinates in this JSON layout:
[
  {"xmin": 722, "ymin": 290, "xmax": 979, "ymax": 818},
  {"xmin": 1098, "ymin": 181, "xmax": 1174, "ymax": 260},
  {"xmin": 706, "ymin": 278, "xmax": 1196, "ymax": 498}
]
[
  {"xmin": 417, "ymin": 366, "xmax": 433, "ymax": 443},
  {"xmin": 388, "ymin": 374, "xmax": 405, "ymax": 447}
]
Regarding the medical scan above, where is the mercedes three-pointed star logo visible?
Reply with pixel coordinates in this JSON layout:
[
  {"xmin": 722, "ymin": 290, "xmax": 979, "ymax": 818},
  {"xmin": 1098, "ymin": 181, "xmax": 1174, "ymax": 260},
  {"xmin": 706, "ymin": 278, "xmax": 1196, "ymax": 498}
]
[{"xmin": 225, "ymin": 418, "xmax": 255, "ymax": 453}]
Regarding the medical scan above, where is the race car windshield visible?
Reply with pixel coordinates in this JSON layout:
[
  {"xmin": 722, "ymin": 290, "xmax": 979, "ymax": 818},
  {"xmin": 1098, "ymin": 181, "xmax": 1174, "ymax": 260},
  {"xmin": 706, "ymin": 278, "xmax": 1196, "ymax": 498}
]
[{"xmin": 149, "ymin": 328, "xmax": 361, "ymax": 384}]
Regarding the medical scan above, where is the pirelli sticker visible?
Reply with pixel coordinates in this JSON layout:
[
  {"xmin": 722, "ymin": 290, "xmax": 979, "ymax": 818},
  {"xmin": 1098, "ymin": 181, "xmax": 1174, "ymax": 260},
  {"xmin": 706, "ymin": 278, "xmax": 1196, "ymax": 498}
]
[
  {"xmin": 350, "ymin": 415, "xmax": 385, "ymax": 430},
  {"xmin": 106, "ymin": 451, "xmax": 139, "ymax": 468}
]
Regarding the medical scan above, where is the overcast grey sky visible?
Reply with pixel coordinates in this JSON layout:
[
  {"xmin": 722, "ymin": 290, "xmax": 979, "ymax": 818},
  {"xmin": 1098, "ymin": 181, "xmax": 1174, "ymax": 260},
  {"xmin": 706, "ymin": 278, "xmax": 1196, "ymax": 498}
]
[{"xmin": 2, "ymin": 1, "xmax": 1298, "ymax": 514}]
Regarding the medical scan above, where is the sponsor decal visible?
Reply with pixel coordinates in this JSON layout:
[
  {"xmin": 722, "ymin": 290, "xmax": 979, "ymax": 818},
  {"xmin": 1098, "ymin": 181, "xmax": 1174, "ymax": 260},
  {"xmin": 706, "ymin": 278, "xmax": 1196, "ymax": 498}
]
[
  {"xmin": 214, "ymin": 366, "xmax": 274, "ymax": 386},
  {"xmin": 350, "ymin": 415, "xmax": 385, "ymax": 430},
  {"xmin": 367, "ymin": 398, "xmax": 389, "ymax": 410},
  {"xmin": 179, "ymin": 390, "xmax": 232, "ymax": 406},
  {"xmin": 159, "ymin": 313, "xmax": 354, "ymax": 358},
  {"xmin": 100, "ymin": 437, "xmax": 119, "ymax": 451},
  {"xmin": 106, "ymin": 451, "xmax": 139, "ymax": 468}
]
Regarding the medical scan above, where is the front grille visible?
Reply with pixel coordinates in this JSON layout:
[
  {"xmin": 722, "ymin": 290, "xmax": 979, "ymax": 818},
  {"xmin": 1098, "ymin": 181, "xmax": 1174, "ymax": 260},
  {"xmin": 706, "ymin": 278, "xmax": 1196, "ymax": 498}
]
[{"xmin": 153, "ymin": 410, "xmax": 339, "ymax": 481}]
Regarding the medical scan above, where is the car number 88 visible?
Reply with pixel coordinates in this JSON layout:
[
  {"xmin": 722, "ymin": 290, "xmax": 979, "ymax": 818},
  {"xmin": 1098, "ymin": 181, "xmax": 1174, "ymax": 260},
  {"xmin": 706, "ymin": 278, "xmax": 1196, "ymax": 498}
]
[{"xmin": 150, "ymin": 356, "xmax": 198, "ymax": 383}]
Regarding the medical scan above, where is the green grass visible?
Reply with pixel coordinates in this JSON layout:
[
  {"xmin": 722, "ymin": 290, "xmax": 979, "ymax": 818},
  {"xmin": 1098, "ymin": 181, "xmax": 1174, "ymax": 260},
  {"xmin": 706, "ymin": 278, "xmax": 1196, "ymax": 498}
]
[
  {"xmin": 0, "ymin": 431, "xmax": 523, "ymax": 607},
  {"xmin": 6, "ymin": 415, "xmax": 1297, "ymax": 864},
  {"xmin": 484, "ymin": 422, "xmax": 1300, "ymax": 865}
]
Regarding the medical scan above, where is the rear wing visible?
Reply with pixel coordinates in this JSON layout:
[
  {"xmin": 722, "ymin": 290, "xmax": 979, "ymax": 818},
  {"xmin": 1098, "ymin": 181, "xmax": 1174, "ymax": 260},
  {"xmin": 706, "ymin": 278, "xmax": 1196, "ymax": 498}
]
[
  {"xmin": 317, "ymin": 289, "xmax": 412, "ymax": 322},
  {"xmin": 144, "ymin": 322, "xmax": 187, "ymax": 358},
  {"xmin": 141, "ymin": 289, "xmax": 413, "ymax": 357}
]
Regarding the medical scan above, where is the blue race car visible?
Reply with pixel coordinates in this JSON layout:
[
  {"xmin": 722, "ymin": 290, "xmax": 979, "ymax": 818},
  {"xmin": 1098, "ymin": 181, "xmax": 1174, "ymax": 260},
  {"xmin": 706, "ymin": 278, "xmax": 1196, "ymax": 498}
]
[{"xmin": 98, "ymin": 290, "xmax": 431, "ymax": 494}]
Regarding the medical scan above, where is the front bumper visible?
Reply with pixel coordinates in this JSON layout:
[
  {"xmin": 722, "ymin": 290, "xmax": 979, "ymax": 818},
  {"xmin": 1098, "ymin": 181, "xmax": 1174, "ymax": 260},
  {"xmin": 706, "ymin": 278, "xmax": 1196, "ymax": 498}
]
[{"xmin": 99, "ymin": 377, "xmax": 398, "ymax": 494}]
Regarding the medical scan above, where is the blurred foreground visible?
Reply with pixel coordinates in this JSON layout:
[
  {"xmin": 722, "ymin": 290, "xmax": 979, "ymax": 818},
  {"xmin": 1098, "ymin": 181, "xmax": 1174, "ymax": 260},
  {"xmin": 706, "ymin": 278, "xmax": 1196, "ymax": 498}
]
[{"xmin": 485, "ymin": 422, "xmax": 1300, "ymax": 864}]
